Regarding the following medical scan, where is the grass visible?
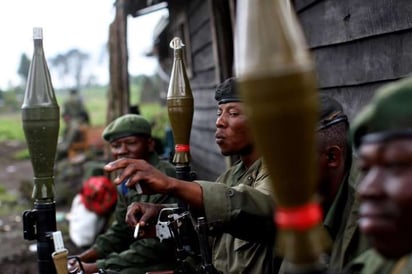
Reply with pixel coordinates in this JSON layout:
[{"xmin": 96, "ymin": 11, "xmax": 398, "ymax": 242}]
[
  {"xmin": 0, "ymin": 114, "xmax": 25, "ymax": 142},
  {"xmin": 0, "ymin": 85, "xmax": 170, "ymax": 150}
]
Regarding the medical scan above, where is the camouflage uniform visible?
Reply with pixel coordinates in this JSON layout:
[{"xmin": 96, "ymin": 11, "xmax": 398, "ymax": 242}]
[
  {"xmin": 196, "ymin": 158, "xmax": 275, "ymax": 273},
  {"xmin": 93, "ymin": 152, "xmax": 178, "ymax": 274}
]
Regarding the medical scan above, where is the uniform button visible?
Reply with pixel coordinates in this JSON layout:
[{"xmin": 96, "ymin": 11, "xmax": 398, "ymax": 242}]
[{"xmin": 226, "ymin": 189, "xmax": 235, "ymax": 197}]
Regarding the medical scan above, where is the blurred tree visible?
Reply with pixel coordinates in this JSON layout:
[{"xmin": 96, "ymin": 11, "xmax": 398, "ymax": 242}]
[
  {"xmin": 17, "ymin": 53, "xmax": 31, "ymax": 86},
  {"xmin": 50, "ymin": 48, "xmax": 90, "ymax": 89}
]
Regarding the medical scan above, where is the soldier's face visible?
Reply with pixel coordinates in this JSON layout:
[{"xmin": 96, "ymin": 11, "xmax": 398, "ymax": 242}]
[
  {"xmin": 357, "ymin": 138, "xmax": 412, "ymax": 259},
  {"xmin": 110, "ymin": 135, "xmax": 154, "ymax": 160},
  {"xmin": 215, "ymin": 102, "xmax": 253, "ymax": 156}
]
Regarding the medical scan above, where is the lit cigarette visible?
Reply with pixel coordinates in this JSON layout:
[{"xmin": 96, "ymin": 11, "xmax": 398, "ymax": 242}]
[{"xmin": 134, "ymin": 223, "xmax": 140, "ymax": 238}]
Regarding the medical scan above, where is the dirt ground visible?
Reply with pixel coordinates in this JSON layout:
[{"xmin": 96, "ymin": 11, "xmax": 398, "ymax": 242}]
[{"xmin": 0, "ymin": 140, "xmax": 84, "ymax": 274}]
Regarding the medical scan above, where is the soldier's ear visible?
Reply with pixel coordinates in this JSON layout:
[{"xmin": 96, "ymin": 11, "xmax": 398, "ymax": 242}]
[{"xmin": 326, "ymin": 146, "xmax": 342, "ymax": 168}]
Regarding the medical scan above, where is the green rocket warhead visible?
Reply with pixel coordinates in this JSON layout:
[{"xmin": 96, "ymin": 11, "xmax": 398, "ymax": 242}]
[
  {"xmin": 167, "ymin": 37, "xmax": 194, "ymax": 165},
  {"xmin": 22, "ymin": 27, "xmax": 60, "ymax": 201},
  {"xmin": 235, "ymin": 0, "xmax": 330, "ymax": 269}
]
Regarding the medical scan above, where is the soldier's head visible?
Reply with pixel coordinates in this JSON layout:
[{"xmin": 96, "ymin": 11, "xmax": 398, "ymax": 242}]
[
  {"xmin": 316, "ymin": 95, "xmax": 349, "ymax": 211},
  {"xmin": 352, "ymin": 77, "xmax": 412, "ymax": 259},
  {"xmin": 214, "ymin": 77, "xmax": 254, "ymax": 157},
  {"xmin": 102, "ymin": 114, "xmax": 154, "ymax": 161}
]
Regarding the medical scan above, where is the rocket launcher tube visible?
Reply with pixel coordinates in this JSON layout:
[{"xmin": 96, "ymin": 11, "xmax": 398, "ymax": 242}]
[{"xmin": 235, "ymin": 0, "xmax": 330, "ymax": 265}]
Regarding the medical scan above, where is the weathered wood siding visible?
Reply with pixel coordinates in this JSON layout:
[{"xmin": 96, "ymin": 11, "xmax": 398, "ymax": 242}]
[
  {"xmin": 294, "ymin": 0, "xmax": 412, "ymax": 120},
  {"xmin": 164, "ymin": 0, "xmax": 412, "ymax": 179},
  {"xmin": 169, "ymin": 0, "xmax": 227, "ymax": 180}
]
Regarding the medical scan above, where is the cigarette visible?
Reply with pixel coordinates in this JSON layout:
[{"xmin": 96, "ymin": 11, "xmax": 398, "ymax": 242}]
[
  {"xmin": 134, "ymin": 223, "xmax": 140, "ymax": 239},
  {"xmin": 135, "ymin": 183, "xmax": 143, "ymax": 194}
]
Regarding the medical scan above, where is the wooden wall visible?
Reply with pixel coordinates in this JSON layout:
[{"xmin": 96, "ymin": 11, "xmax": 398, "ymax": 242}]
[
  {"xmin": 294, "ymin": 0, "xmax": 412, "ymax": 120},
  {"xmin": 161, "ymin": 0, "xmax": 412, "ymax": 179},
  {"xmin": 168, "ymin": 0, "xmax": 230, "ymax": 180}
]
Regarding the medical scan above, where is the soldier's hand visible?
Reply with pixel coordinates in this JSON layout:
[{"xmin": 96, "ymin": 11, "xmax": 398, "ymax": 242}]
[
  {"xmin": 67, "ymin": 258, "xmax": 98, "ymax": 274},
  {"xmin": 81, "ymin": 262, "xmax": 99, "ymax": 274},
  {"xmin": 104, "ymin": 158, "xmax": 175, "ymax": 194},
  {"xmin": 126, "ymin": 202, "xmax": 163, "ymax": 226}
]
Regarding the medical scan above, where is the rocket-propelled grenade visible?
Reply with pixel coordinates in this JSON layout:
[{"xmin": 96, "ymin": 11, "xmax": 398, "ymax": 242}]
[
  {"xmin": 22, "ymin": 27, "xmax": 60, "ymax": 201},
  {"xmin": 235, "ymin": 0, "xmax": 330, "ymax": 267},
  {"xmin": 167, "ymin": 37, "xmax": 194, "ymax": 166},
  {"xmin": 22, "ymin": 27, "xmax": 60, "ymax": 274}
]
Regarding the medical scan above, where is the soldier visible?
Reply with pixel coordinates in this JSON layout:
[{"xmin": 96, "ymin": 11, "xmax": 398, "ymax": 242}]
[
  {"xmin": 68, "ymin": 114, "xmax": 178, "ymax": 274},
  {"xmin": 342, "ymin": 77, "xmax": 412, "ymax": 274},
  {"xmin": 276, "ymin": 95, "xmax": 369, "ymax": 274},
  {"xmin": 56, "ymin": 89, "xmax": 90, "ymax": 161},
  {"xmin": 105, "ymin": 77, "xmax": 277, "ymax": 273},
  {"xmin": 316, "ymin": 95, "xmax": 368, "ymax": 272}
]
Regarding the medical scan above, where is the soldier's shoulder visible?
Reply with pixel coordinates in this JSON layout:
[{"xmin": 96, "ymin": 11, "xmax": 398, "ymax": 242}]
[{"xmin": 344, "ymin": 249, "xmax": 397, "ymax": 274}]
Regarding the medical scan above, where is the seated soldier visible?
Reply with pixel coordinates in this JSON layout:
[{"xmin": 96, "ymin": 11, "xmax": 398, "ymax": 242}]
[
  {"xmin": 105, "ymin": 77, "xmax": 277, "ymax": 273},
  {"xmin": 343, "ymin": 77, "xmax": 412, "ymax": 273},
  {"xmin": 68, "ymin": 114, "xmax": 178, "ymax": 274},
  {"xmin": 276, "ymin": 95, "xmax": 369, "ymax": 274}
]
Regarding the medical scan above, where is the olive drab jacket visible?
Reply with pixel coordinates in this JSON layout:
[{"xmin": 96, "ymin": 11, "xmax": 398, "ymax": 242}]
[
  {"xmin": 343, "ymin": 249, "xmax": 412, "ymax": 274},
  {"xmin": 278, "ymin": 156, "xmax": 369, "ymax": 274},
  {"xmin": 93, "ymin": 152, "xmax": 178, "ymax": 274},
  {"xmin": 324, "ymin": 157, "xmax": 369, "ymax": 272},
  {"xmin": 196, "ymin": 158, "xmax": 276, "ymax": 274}
]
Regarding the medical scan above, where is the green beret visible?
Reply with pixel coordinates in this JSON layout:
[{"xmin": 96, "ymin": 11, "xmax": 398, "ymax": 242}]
[
  {"xmin": 214, "ymin": 77, "xmax": 241, "ymax": 105},
  {"xmin": 102, "ymin": 114, "xmax": 151, "ymax": 142},
  {"xmin": 351, "ymin": 77, "xmax": 412, "ymax": 149},
  {"xmin": 317, "ymin": 94, "xmax": 348, "ymax": 131}
]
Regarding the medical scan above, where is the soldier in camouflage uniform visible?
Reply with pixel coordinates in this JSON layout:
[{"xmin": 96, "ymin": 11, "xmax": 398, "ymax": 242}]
[
  {"xmin": 69, "ymin": 114, "xmax": 178, "ymax": 274},
  {"xmin": 342, "ymin": 77, "xmax": 412, "ymax": 274},
  {"xmin": 105, "ymin": 77, "xmax": 277, "ymax": 273}
]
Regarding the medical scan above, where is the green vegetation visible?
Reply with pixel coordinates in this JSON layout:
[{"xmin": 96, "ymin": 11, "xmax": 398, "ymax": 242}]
[
  {"xmin": 0, "ymin": 114, "xmax": 25, "ymax": 142},
  {"xmin": 0, "ymin": 82, "xmax": 169, "ymax": 146}
]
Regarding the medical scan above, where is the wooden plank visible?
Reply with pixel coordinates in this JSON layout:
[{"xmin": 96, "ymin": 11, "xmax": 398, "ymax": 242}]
[
  {"xmin": 188, "ymin": 0, "xmax": 210, "ymax": 34},
  {"xmin": 319, "ymin": 83, "xmax": 385, "ymax": 122},
  {"xmin": 293, "ymin": 0, "xmax": 322, "ymax": 12},
  {"xmin": 192, "ymin": 44, "xmax": 215, "ymax": 72},
  {"xmin": 190, "ymin": 69, "xmax": 216, "ymax": 91},
  {"xmin": 193, "ymin": 88, "xmax": 217, "ymax": 109},
  {"xmin": 298, "ymin": 0, "xmax": 412, "ymax": 47},
  {"xmin": 193, "ymin": 109, "xmax": 217, "ymax": 130},
  {"xmin": 191, "ymin": 21, "xmax": 212, "ymax": 53},
  {"xmin": 313, "ymin": 30, "xmax": 412, "ymax": 88},
  {"xmin": 209, "ymin": 0, "xmax": 234, "ymax": 83}
]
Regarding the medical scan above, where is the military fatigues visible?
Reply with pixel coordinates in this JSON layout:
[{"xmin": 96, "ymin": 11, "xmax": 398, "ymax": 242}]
[
  {"xmin": 344, "ymin": 250, "xmax": 412, "ymax": 274},
  {"xmin": 278, "ymin": 158, "xmax": 369, "ymax": 274},
  {"xmin": 196, "ymin": 158, "xmax": 275, "ymax": 274},
  {"xmin": 93, "ymin": 152, "xmax": 178, "ymax": 274},
  {"xmin": 324, "ymin": 157, "xmax": 369, "ymax": 272},
  {"xmin": 343, "ymin": 78, "xmax": 412, "ymax": 274}
]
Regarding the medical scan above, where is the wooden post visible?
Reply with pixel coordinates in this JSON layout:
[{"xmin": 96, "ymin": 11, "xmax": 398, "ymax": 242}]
[{"xmin": 108, "ymin": 0, "xmax": 130, "ymax": 125}]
